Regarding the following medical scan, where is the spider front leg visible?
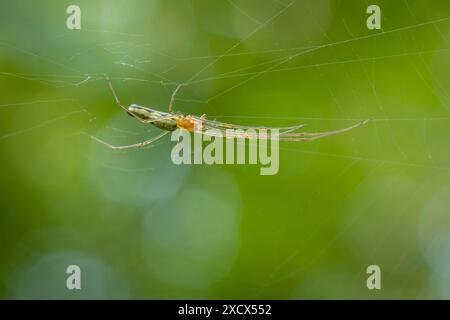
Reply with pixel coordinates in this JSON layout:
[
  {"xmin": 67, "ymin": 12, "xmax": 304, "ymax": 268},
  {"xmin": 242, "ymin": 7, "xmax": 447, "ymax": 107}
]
[
  {"xmin": 107, "ymin": 79, "xmax": 150, "ymax": 125},
  {"xmin": 91, "ymin": 131, "xmax": 170, "ymax": 150}
]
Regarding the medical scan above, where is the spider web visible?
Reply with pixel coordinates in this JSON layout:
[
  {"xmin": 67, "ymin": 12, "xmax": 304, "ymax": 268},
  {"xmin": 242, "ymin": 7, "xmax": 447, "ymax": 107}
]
[{"xmin": 1, "ymin": 0, "xmax": 450, "ymax": 299}]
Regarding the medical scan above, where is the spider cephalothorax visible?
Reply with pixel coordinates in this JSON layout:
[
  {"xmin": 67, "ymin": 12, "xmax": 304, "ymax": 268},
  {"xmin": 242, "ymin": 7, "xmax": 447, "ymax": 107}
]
[{"xmin": 127, "ymin": 104, "xmax": 179, "ymax": 131}]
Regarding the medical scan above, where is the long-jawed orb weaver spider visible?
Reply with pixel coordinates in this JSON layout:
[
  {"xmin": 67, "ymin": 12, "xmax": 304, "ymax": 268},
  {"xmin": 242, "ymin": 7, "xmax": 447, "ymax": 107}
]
[{"xmin": 91, "ymin": 81, "xmax": 369, "ymax": 150}]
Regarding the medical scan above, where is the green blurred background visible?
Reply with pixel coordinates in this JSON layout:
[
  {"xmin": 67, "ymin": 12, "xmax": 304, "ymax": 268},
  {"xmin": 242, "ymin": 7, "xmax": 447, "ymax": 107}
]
[{"xmin": 0, "ymin": 0, "xmax": 450, "ymax": 299}]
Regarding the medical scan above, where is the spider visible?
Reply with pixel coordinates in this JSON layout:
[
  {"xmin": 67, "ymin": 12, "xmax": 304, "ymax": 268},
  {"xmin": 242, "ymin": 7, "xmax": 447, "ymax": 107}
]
[{"xmin": 91, "ymin": 81, "xmax": 369, "ymax": 150}]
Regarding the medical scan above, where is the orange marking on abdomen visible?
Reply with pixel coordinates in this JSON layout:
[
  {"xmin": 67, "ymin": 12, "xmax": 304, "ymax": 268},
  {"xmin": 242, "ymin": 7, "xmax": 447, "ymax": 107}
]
[{"xmin": 177, "ymin": 118, "xmax": 198, "ymax": 132}]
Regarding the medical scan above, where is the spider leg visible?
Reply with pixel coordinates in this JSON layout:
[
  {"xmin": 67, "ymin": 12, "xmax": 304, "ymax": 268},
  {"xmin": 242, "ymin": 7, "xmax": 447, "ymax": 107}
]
[
  {"xmin": 91, "ymin": 131, "xmax": 170, "ymax": 150},
  {"xmin": 198, "ymin": 120, "xmax": 369, "ymax": 141},
  {"xmin": 277, "ymin": 134, "xmax": 334, "ymax": 141},
  {"xmin": 108, "ymin": 80, "xmax": 125, "ymax": 110},
  {"xmin": 107, "ymin": 79, "xmax": 149, "ymax": 124},
  {"xmin": 168, "ymin": 84, "xmax": 184, "ymax": 113},
  {"xmin": 276, "ymin": 119, "xmax": 369, "ymax": 140}
]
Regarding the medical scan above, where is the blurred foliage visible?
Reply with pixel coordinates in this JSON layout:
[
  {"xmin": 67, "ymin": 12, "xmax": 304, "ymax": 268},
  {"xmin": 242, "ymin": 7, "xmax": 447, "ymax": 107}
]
[{"xmin": 0, "ymin": 0, "xmax": 450, "ymax": 299}]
